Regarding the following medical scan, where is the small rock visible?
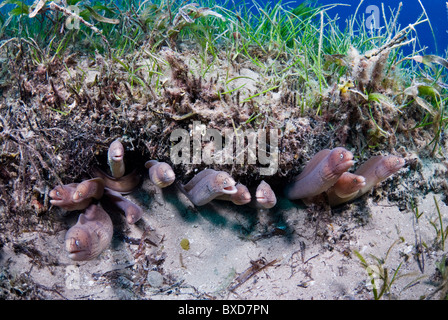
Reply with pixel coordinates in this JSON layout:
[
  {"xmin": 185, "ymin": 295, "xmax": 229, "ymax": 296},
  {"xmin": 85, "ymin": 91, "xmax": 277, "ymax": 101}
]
[
  {"xmin": 85, "ymin": 70, "xmax": 100, "ymax": 86},
  {"xmin": 147, "ymin": 271, "xmax": 163, "ymax": 288}
]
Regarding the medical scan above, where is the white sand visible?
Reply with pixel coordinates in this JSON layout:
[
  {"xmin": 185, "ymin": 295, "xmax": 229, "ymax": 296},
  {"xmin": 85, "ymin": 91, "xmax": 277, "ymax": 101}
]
[{"xmin": 1, "ymin": 166, "xmax": 447, "ymax": 300}]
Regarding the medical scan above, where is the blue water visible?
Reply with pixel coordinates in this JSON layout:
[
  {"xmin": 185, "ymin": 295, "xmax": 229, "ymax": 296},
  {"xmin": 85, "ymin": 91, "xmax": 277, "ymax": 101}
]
[
  {"xmin": 2, "ymin": 0, "xmax": 446, "ymax": 55},
  {"xmin": 318, "ymin": 0, "xmax": 448, "ymax": 55},
  {"xmin": 249, "ymin": 0, "xmax": 448, "ymax": 55}
]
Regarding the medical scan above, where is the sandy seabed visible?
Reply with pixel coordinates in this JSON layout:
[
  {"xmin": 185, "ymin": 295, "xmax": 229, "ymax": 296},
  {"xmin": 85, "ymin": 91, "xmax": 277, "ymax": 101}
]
[{"xmin": 1, "ymin": 165, "xmax": 447, "ymax": 300}]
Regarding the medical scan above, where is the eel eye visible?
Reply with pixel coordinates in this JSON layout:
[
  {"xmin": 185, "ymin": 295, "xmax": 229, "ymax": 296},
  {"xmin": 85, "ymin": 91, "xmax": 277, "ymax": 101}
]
[
  {"xmin": 340, "ymin": 153, "xmax": 344, "ymax": 160},
  {"xmin": 223, "ymin": 180, "xmax": 227, "ymax": 185},
  {"xmin": 75, "ymin": 240, "xmax": 80, "ymax": 247},
  {"xmin": 56, "ymin": 191, "xmax": 61, "ymax": 197},
  {"xmin": 78, "ymin": 192, "xmax": 83, "ymax": 198}
]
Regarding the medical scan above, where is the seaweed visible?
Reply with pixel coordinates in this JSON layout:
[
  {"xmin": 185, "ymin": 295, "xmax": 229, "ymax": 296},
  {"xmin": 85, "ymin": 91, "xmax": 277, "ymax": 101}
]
[{"xmin": 228, "ymin": 257, "xmax": 278, "ymax": 293}]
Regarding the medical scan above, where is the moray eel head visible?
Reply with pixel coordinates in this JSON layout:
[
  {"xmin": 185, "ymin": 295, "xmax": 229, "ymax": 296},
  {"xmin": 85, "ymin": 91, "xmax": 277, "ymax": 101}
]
[
  {"xmin": 214, "ymin": 172, "xmax": 237, "ymax": 194},
  {"xmin": 125, "ymin": 205, "xmax": 143, "ymax": 224},
  {"xmin": 156, "ymin": 163, "xmax": 176, "ymax": 187},
  {"xmin": 162, "ymin": 165, "xmax": 176, "ymax": 184},
  {"xmin": 49, "ymin": 185, "xmax": 72, "ymax": 206},
  {"xmin": 72, "ymin": 178, "xmax": 105, "ymax": 202},
  {"xmin": 376, "ymin": 155, "xmax": 406, "ymax": 179},
  {"xmin": 334, "ymin": 172, "xmax": 366, "ymax": 198},
  {"xmin": 145, "ymin": 160, "xmax": 176, "ymax": 188},
  {"xmin": 65, "ymin": 225, "xmax": 92, "ymax": 261},
  {"xmin": 108, "ymin": 139, "xmax": 125, "ymax": 178},
  {"xmin": 330, "ymin": 147, "xmax": 354, "ymax": 175},
  {"xmin": 346, "ymin": 175, "xmax": 366, "ymax": 193},
  {"xmin": 255, "ymin": 180, "xmax": 277, "ymax": 209},
  {"xmin": 108, "ymin": 139, "xmax": 124, "ymax": 163},
  {"xmin": 231, "ymin": 184, "xmax": 252, "ymax": 205}
]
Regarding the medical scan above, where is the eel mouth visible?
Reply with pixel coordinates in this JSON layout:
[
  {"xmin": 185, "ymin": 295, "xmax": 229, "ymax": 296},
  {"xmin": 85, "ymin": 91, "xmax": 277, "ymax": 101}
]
[
  {"xmin": 66, "ymin": 243, "xmax": 89, "ymax": 261},
  {"xmin": 68, "ymin": 249, "xmax": 83, "ymax": 255},
  {"xmin": 256, "ymin": 196, "xmax": 276, "ymax": 209},
  {"xmin": 49, "ymin": 189, "xmax": 63, "ymax": 201},
  {"xmin": 355, "ymin": 176, "xmax": 367, "ymax": 187},
  {"xmin": 257, "ymin": 196, "xmax": 276, "ymax": 206},
  {"xmin": 65, "ymin": 237, "xmax": 88, "ymax": 257},
  {"xmin": 110, "ymin": 154, "xmax": 124, "ymax": 162},
  {"xmin": 222, "ymin": 185, "xmax": 238, "ymax": 195},
  {"xmin": 50, "ymin": 199, "xmax": 64, "ymax": 205},
  {"xmin": 334, "ymin": 160, "xmax": 355, "ymax": 174},
  {"xmin": 68, "ymin": 251, "xmax": 88, "ymax": 261}
]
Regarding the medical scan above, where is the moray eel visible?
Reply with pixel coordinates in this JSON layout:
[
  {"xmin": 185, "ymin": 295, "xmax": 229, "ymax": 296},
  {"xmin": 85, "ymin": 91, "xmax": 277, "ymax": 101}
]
[
  {"xmin": 72, "ymin": 178, "xmax": 105, "ymax": 202},
  {"xmin": 91, "ymin": 167, "xmax": 141, "ymax": 194},
  {"xmin": 145, "ymin": 160, "xmax": 176, "ymax": 188},
  {"xmin": 252, "ymin": 180, "xmax": 277, "ymax": 209},
  {"xmin": 108, "ymin": 139, "xmax": 125, "ymax": 178},
  {"xmin": 215, "ymin": 183, "xmax": 252, "ymax": 205},
  {"xmin": 102, "ymin": 188, "xmax": 143, "ymax": 224},
  {"xmin": 182, "ymin": 169, "xmax": 215, "ymax": 192},
  {"xmin": 49, "ymin": 178, "xmax": 105, "ymax": 211},
  {"xmin": 178, "ymin": 169, "xmax": 237, "ymax": 206},
  {"xmin": 353, "ymin": 155, "xmax": 405, "ymax": 200},
  {"xmin": 285, "ymin": 147, "xmax": 354, "ymax": 200},
  {"xmin": 327, "ymin": 155, "xmax": 405, "ymax": 206},
  {"xmin": 64, "ymin": 204, "xmax": 113, "ymax": 261},
  {"xmin": 326, "ymin": 172, "xmax": 366, "ymax": 207},
  {"xmin": 50, "ymin": 183, "xmax": 90, "ymax": 211}
]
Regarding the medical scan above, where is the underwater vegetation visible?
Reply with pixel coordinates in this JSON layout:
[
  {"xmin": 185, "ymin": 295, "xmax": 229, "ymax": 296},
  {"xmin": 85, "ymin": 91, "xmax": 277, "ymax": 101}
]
[
  {"xmin": 0, "ymin": 0, "xmax": 447, "ymax": 299},
  {"xmin": 0, "ymin": 0, "xmax": 446, "ymax": 215}
]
